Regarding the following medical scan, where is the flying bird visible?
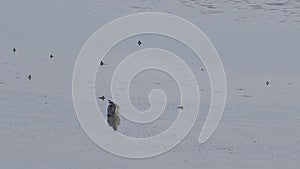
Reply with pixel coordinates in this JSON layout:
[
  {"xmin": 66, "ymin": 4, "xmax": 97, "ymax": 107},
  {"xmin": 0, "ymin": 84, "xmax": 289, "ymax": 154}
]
[
  {"xmin": 13, "ymin": 48, "xmax": 16, "ymax": 53},
  {"xmin": 28, "ymin": 74, "xmax": 32, "ymax": 80},
  {"xmin": 97, "ymin": 96, "xmax": 105, "ymax": 101},
  {"xmin": 266, "ymin": 81, "xmax": 270, "ymax": 86},
  {"xmin": 100, "ymin": 61, "xmax": 106, "ymax": 66},
  {"xmin": 177, "ymin": 105, "xmax": 184, "ymax": 110},
  {"xmin": 50, "ymin": 54, "xmax": 54, "ymax": 59},
  {"xmin": 137, "ymin": 40, "xmax": 143, "ymax": 46}
]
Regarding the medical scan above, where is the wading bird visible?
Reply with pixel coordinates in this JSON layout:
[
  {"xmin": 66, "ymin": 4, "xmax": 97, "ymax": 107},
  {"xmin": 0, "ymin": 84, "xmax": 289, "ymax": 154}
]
[{"xmin": 107, "ymin": 100, "xmax": 120, "ymax": 130}]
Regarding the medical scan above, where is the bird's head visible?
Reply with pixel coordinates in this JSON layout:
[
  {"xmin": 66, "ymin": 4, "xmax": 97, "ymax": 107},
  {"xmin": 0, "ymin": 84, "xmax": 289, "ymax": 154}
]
[{"xmin": 108, "ymin": 100, "xmax": 114, "ymax": 104}]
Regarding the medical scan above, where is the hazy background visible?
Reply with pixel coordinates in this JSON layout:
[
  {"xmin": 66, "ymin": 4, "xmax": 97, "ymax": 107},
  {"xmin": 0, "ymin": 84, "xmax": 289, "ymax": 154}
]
[{"xmin": 1, "ymin": 0, "xmax": 300, "ymax": 169}]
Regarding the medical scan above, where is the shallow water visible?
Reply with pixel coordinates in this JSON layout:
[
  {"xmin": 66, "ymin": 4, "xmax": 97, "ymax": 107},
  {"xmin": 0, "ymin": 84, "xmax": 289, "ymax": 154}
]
[{"xmin": 0, "ymin": 0, "xmax": 300, "ymax": 169}]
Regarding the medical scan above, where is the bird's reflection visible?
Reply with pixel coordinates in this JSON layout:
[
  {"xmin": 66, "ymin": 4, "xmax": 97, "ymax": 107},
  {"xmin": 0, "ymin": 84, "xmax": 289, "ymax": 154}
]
[
  {"xmin": 107, "ymin": 115, "xmax": 120, "ymax": 131},
  {"xmin": 107, "ymin": 100, "xmax": 120, "ymax": 131}
]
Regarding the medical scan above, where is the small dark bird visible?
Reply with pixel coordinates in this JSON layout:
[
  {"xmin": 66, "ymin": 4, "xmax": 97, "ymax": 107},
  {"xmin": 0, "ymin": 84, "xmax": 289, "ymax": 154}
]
[
  {"xmin": 177, "ymin": 105, "xmax": 184, "ymax": 110},
  {"xmin": 137, "ymin": 40, "xmax": 143, "ymax": 46},
  {"xmin": 100, "ymin": 61, "xmax": 106, "ymax": 66},
  {"xmin": 97, "ymin": 96, "xmax": 105, "ymax": 101},
  {"xmin": 28, "ymin": 74, "xmax": 32, "ymax": 80},
  {"xmin": 200, "ymin": 68, "xmax": 205, "ymax": 71},
  {"xmin": 13, "ymin": 48, "xmax": 16, "ymax": 53},
  {"xmin": 50, "ymin": 54, "xmax": 54, "ymax": 59},
  {"xmin": 266, "ymin": 81, "xmax": 270, "ymax": 86}
]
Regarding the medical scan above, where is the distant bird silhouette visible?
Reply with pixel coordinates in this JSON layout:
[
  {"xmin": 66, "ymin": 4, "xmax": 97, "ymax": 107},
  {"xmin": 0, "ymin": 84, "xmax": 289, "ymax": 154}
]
[
  {"xmin": 137, "ymin": 40, "xmax": 143, "ymax": 46},
  {"xmin": 13, "ymin": 48, "xmax": 16, "ymax": 53},
  {"xmin": 266, "ymin": 81, "xmax": 270, "ymax": 86},
  {"xmin": 28, "ymin": 74, "xmax": 32, "ymax": 80},
  {"xmin": 200, "ymin": 68, "xmax": 205, "ymax": 71},
  {"xmin": 100, "ymin": 61, "xmax": 106, "ymax": 66},
  {"xmin": 97, "ymin": 96, "xmax": 105, "ymax": 101},
  {"xmin": 177, "ymin": 105, "xmax": 184, "ymax": 110},
  {"xmin": 50, "ymin": 54, "xmax": 54, "ymax": 59}
]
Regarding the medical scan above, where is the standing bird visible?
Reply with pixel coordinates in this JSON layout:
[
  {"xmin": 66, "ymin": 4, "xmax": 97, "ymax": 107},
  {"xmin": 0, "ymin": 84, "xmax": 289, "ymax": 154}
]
[
  {"xmin": 137, "ymin": 40, "xmax": 143, "ymax": 46},
  {"xmin": 13, "ymin": 48, "xmax": 16, "ymax": 53},
  {"xmin": 266, "ymin": 80, "xmax": 270, "ymax": 86},
  {"xmin": 107, "ymin": 100, "xmax": 116, "ymax": 116},
  {"xmin": 107, "ymin": 100, "xmax": 120, "ymax": 130},
  {"xmin": 28, "ymin": 74, "xmax": 32, "ymax": 80},
  {"xmin": 100, "ymin": 61, "xmax": 106, "ymax": 66}
]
